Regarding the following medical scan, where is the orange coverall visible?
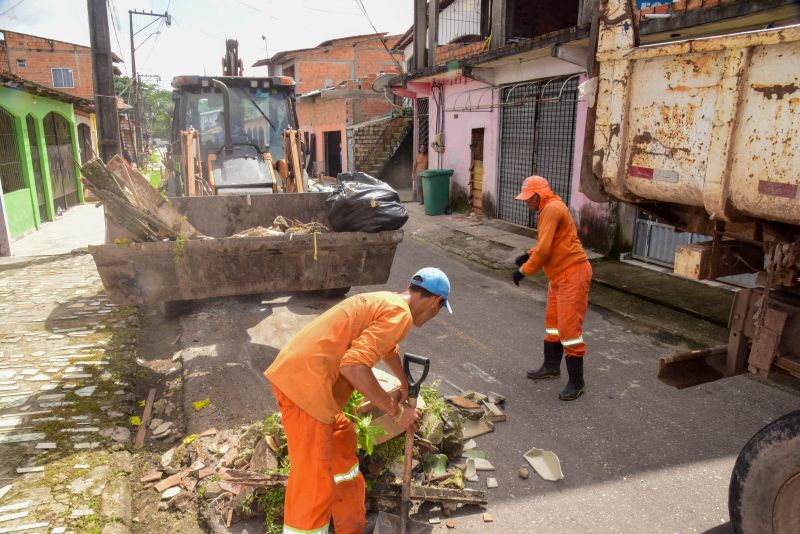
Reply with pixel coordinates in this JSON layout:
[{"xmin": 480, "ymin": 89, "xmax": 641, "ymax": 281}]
[
  {"xmin": 264, "ymin": 292, "xmax": 413, "ymax": 534},
  {"xmin": 520, "ymin": 185, "xmax": 592, "ymax": 356}
]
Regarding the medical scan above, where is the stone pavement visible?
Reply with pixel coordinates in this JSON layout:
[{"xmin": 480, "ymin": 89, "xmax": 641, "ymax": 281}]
[
  {"xmin": 11, "ymin": 204, "xmax": 105, "ymax": 258},
  {"xmin": 0, "ymin": 252, "xmax": 138, "ymax": 533}
]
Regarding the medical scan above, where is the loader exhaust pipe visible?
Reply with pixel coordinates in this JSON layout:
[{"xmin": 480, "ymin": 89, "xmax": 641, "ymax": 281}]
[{"xmin": 211, "ymin": 78, "xmax": 233, "ymax": 153}]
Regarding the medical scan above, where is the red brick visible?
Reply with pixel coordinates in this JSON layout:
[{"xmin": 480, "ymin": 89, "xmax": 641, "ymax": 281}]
[
  {"xmin": 687, "ymin": 0, "xmax": 703, "ymax": 9},
  {"xmin": 702, "ymin": 0, "xmax": 720, "ymax": 7},
  {"xmin": 672, "ymin": 0, "xmax": 687, "ymax": 12}
]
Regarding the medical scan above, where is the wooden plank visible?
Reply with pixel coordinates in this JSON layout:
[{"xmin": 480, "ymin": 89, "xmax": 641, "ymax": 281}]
[
  {"xmin": 134, "ymin": 388, "xmax": 157, "ymax": 449},
  {"xmin": 775, "ymin": 356, "xmax": 800, "ymax": 379},
  {"xmin": 105, "ymin": 156, "xmax": 201, "ymax": 238},
  {"xmin": 370, "ymin": 483, "xmax": 487, "ymax": 505},
  {"xmin": 287, "ymin": 129, "xmax": 304, "ymax": 193}
]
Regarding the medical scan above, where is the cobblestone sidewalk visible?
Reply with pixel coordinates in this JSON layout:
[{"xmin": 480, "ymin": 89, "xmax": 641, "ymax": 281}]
[{"xmin": 0, "ymin": 253, "xmax": 139, "ymax": 534}]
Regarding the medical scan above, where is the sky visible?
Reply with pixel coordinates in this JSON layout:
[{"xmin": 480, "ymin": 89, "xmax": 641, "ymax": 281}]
[{"xmin": 0, "ymin": 0, "xmax": 412, "ymax": 89}]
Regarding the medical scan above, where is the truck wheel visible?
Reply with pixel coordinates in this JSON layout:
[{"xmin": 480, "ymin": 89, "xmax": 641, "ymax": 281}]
[{"xmin": 729, "ymin": 409, "xmax": 800, "ymax": 534}]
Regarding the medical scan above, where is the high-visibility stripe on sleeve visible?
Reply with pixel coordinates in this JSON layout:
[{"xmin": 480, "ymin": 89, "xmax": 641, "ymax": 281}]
[
  {"xmin": 283, "ymin": 524, "xmax": 329, "ymax": 534},
  {"xmin": 333, "ymin": 463, "xmax": 360, "ymax": 484},
  {"xmin": 561, "ymin": 336, "xmax": 584, "ymax": 347},
  {"xmin": 545, "ymin": 328, "xmax": 560, "ymax": 336}
]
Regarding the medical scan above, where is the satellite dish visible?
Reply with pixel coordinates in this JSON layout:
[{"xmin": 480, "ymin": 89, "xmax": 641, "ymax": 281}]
[{"xmin": 372, "ymin": 73, "xmax": 397, "ymax": 93}]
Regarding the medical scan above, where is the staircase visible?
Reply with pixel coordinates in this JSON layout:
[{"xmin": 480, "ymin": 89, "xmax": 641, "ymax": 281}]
[{"xmin": 352, "ymin": 115, "xmax": 412, "ymax": 177}]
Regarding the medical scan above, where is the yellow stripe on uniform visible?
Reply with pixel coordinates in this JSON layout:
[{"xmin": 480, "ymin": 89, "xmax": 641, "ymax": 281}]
[
  {"xmin": 333, "ymin": 463, "xmax": 360, "ymax": 484},
  {"xmin": 561, "ymin": 336, "xmax": 584, "ymax": 347},
  {"xmin": 545, "ymin": 328, "xmax": 560, "ymax": 336},
  {"xmin": 283, "ymin": 524, "xmax": 330, "ymax": 534}
]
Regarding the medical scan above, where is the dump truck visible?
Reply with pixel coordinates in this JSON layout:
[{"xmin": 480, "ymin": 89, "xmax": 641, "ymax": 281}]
[
  {"xmin": 586, "ymin": 2, "xmax": 800, "ymax": 532},
  {"xmin": 164, "ymin": 40, "xmax": 306, "ymax": 196}
]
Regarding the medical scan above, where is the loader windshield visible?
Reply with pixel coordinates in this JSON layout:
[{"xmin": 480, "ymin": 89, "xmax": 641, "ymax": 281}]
[{"xmin": 180, "ymin": 86, "xmax": 291, "ymax": 160}]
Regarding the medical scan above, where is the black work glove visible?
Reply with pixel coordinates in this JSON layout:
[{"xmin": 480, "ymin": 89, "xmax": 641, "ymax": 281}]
[
  {"xmin": 512, "ymin": 269, "xmax": 525, "ymax": 286},
  {"xmin": 514, "ymin": 253, "xmax": 530, "ymax": 267}
]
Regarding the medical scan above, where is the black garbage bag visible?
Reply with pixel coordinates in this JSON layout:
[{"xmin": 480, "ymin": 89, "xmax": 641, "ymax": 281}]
[{"xmin": 326, "ymin": 173, "xmax": 409, "ymax": 232}]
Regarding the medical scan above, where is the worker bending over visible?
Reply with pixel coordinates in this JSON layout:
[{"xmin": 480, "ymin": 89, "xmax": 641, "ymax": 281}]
[
  {"xmin": 512, "ymin": 176, "xmax": 592, "ymax": 401},
  {"xmin": 264, "ymin": 268, "xmax": 453, "ymax": 534}
]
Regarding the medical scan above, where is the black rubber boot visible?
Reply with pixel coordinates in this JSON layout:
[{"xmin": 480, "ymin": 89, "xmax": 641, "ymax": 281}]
[
  {"xmin": 559, "ymin": 356, "xmax": 586, "ymax": 401},
  {"xmin": 527, "ymin": 341, "xmax": 563, "ymax": 379}
]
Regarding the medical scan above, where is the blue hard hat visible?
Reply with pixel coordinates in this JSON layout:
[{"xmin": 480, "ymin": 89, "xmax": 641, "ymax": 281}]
[{"xmin": 410, "ymin": 267, "xmax": 453, "ymax": 314}]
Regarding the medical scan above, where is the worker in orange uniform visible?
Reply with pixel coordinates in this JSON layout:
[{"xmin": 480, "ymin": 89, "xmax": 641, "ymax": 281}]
[
  {"xmin": 264, "ymin": 268, "xmax": 453, "ymax": 534},
  {"xmin": 511, "ymin": 176, "xmax": 592, "ymax": 401}
]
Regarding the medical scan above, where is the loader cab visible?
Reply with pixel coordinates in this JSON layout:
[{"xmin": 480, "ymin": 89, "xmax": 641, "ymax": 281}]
[{"xmin": 168, "ymin": 75, "xmax": 298, "ymax": 195}]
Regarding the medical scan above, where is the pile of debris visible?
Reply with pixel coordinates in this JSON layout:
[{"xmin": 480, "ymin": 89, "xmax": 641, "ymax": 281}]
[
  {"xmin": 231, "ymin": 216, "xmax": 329, "ymax": 238},
  {"xmin": 139, "ymin": 371, "xmax": 518, "ymax": 530}
]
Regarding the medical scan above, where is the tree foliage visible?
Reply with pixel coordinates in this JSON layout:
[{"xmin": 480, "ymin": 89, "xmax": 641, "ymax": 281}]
[{"xmin": 114, "ymin": 76, "xmax": 173, "ymax": 141}]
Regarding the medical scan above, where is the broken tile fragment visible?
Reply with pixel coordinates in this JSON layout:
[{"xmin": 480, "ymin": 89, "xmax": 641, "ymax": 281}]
[
  {"xmin": 486, "ymin": 477, "xmax": 498, "ymax": 488},
  {"xmin": 154, "ymin": 473, "xmax": 183, "ymax": 493},
  {"xmin": 140, "ymin": 470, "xmax": 163, "ymax": 483},
  {"xmin": 483, "ymin": 512, "xmax": 494, "ymax": 523},
  {"xmin": 161, "ymin": 487, "xmax": 181, "ymax": 500},
  {"xmin": 34, "ymin": 443, "xmax": 56, "ymax": 450}
]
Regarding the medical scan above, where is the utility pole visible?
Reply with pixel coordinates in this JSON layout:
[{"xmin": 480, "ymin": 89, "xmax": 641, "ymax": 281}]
[
  {"xmin": 87, "ymin": 0, "xmax": 121, "ymax": 162},
  {"xmin": 128, "ymin": 9, "xmax": 171, "ymax": 165}
]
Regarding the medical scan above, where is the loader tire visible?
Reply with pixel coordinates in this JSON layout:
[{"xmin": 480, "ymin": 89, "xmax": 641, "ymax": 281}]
[{"xmin": 729, "ymin": 409, "xmax": 800, "ymax": 534}]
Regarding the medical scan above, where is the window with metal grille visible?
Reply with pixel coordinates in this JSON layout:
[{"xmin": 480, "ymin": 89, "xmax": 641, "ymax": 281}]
[
  {"xmin": 0, "ymin": 107, "xmax": 25, "ymax": 194},
  {"xmin": 16, "ymin": 58, "xmax": 26, "ymax": 68},
  {"xmin": 52, "ymin": 68, "xmax": 74, "ymax": 88},
  {"xmin": 417, "ymin": 97, "xmax": 429, "ymax": 149},
  {"xmin": 496, "ymin": 76, "xmax": 579, "ymax": 228}
]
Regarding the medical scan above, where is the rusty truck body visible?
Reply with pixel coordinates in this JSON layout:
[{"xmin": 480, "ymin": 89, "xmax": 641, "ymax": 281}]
[{"xmin": 587, "ymin": 1, "xmax": 800, "ymax": 532}]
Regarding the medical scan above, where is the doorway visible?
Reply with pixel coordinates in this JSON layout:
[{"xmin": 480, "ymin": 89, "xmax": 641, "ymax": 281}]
[
  {"xmin": 470, "ymin": 128, "xmax": 485, "ymax": 214},
  {"xmin": 323, "ymin": 130, "xmax": 342, "ymax": 178}
]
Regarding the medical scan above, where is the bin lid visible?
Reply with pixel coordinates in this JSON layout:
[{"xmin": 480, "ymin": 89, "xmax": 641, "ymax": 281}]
[{"xmin": 419, "ymin": 169, "xmax": 454, "ymax": 178}]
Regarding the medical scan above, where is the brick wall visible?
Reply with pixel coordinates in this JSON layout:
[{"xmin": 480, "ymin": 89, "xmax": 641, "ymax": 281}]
[
  {"xmin": 436, "ymin": 41, "xmax": 486, "ymax": 65},
  {"xmin": 352, "ymin": 117, "xmax": 393, "ymax": 171},
  {"xmin": 0, "ymin": 30, "xmax": 95, "ymax": 100},
  {"xmin": 284, "ymin": 36, "xmax": 403, "ymax": 95}
]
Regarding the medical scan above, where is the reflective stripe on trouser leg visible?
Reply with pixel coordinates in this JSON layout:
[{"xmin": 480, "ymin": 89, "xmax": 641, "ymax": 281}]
[
  {"xmin": 283, "ymin": 526, "xmax": 330, "ymax": 534},
  {"xmin": 544, "ymin": 283, "xmax": 560, "ymax": 343},
  {"xmin": 553, "ymin": 261, "xmax": 592, "ymax": 356},
  {"xmin": 271, "ymin": 386, "xmax": 333, "ymax": 534},
  {"xmin": 331, "ymin": 413, "xmax": 366, "ymax": 534}
]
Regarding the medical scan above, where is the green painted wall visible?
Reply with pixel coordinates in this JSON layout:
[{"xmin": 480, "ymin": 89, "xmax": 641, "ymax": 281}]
[
  {"xmin": 0, "ymin": 85, "xmax": 83, "ymax": 237},
  {"xmin": 3, "ymin": 189, "xmax": 36, "ymax": 238}
]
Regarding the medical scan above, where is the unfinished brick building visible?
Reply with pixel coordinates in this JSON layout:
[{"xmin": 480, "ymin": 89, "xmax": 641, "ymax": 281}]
[{"xmin": 253, "ymin": 33, "xmax": 411, "ymax": 183}]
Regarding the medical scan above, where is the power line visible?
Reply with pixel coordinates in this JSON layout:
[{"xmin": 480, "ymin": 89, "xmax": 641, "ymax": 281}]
[
  {"xmin": 352, "ymin": 0, "xmax": 403, "ymax": 71},
  {"xmin": 107, "ymin": 0, "xmax": 128, "ymax": 76},
  {"xmin": 0, "ymin": 0, "xmax": 28, "ymax": 18}
]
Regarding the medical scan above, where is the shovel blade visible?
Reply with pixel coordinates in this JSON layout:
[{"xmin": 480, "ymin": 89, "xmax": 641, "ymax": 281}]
[{"xmin": 374, "ymin": 512, "xmax": 433, "ymax": 534}]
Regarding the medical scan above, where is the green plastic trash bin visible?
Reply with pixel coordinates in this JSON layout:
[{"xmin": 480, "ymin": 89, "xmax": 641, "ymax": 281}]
[{"xmin": 420, "ymin": 169, "xmax": 454, "ymax": 216}]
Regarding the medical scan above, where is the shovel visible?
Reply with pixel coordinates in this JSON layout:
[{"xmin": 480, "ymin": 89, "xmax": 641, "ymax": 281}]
[{"xmin": 374, "ymin": 353, "xmax": 433, "ymax": 534}]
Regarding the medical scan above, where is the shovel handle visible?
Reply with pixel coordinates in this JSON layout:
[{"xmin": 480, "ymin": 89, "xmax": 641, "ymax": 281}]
[{"xmin": 403, "ymin": 353, "xmax": 430, "ymax": 398}]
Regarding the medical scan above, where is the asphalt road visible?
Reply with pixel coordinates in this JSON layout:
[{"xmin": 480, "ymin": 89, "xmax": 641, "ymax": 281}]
[{"xmin": 178, "ymin": 237, "xmax": 800, "ymax": 534}]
